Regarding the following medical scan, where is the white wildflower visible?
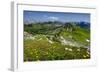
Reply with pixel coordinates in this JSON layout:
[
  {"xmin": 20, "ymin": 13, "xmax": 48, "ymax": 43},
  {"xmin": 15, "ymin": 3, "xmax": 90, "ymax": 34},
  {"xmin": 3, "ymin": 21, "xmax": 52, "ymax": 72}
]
[
  {"xmin": 87, "ymin": 51, "xmax": 90, "ymax": 54},
  {"xmin": 65, "ymin": 48, "xmax": 68, "ymax": 50},
  {"xmin": 69, "ymin": 48, "xmax": 72, "ymax": 51},
  {"xmin": 48, "ymin": 40, "xmax": 53, "ymax": 44},
  {"xmin": 83, "ymin": 55, "xmax": 86, "ymax": 58},
  {"xmin": 77, "ymin": 49, "xmax": 80, "ymax": 51},
  {"xmin": 86, "ymin": 39, "xmax": 90, "ymax": 42}
]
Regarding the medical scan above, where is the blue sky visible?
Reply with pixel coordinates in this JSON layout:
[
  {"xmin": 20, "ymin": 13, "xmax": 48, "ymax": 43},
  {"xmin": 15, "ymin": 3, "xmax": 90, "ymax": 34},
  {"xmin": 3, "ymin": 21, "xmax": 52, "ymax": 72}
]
[{"xmin": 24, "ymin": 10, "xmax": 90, "ymax": 24}]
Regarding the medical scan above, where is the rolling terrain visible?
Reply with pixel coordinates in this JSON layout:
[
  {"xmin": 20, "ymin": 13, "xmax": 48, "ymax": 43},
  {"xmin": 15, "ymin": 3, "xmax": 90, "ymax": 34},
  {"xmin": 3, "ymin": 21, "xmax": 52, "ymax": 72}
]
[{"xmin": 24, "ymin": 21, "xmax": 90, "ymax": 61}]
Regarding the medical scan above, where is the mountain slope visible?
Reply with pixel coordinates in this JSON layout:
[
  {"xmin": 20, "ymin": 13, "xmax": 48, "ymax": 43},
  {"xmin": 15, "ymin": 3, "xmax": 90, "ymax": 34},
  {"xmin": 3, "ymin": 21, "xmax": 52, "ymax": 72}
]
[{"xmin": 24, "ymin": 21, "xmax": 90, "ymax": 61}]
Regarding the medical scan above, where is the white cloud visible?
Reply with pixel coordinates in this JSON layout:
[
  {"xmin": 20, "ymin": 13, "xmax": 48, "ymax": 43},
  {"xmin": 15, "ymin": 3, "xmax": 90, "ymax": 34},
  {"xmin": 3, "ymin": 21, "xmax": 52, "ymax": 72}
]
[
  {"xmin": 43, "ymin": 15, "xmax": 59, "ymax": 21},
  {"xmin": 49, "ymin": 16, "xmax": 59, "ymax": 21}
]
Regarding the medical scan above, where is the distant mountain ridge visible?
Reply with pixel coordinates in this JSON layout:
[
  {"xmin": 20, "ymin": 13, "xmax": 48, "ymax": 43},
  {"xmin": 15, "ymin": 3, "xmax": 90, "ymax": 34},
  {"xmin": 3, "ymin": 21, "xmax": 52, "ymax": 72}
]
[{"xmin": 25, "ymin": 21, "xmax": 90, "ymax": 30}]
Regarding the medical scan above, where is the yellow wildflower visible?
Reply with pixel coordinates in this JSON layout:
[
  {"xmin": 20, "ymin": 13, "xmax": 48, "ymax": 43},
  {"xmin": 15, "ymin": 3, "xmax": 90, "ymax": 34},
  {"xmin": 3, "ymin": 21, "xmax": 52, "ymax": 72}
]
[{"xmin": 83, "ymin": 55, "xmax": 86, "ymax": 58}]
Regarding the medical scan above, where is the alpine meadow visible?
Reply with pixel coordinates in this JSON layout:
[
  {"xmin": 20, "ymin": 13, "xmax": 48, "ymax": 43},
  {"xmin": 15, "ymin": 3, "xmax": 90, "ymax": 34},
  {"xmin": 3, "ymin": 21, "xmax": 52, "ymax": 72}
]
[{"xmin": 24, "ymin": 11, "xmax": 90, "ymax": 62}]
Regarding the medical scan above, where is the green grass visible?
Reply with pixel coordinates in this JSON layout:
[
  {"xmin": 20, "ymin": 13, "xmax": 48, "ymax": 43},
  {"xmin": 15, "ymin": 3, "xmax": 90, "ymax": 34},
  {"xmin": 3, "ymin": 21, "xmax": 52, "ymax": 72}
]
[
  {"xmin": 24, "ymin": 35, "xmax": 90, "ymax": 61},
  {"xmin": 24, "ymin": 22, "xmax": 90, "ymax": 61}
]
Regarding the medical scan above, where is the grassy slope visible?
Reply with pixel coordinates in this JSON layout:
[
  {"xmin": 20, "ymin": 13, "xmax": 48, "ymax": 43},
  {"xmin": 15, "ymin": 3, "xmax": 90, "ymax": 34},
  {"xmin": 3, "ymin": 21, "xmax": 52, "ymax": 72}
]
[{"xmin": 24, "ymin": 23, "xmax": 90, "ymax": 61}]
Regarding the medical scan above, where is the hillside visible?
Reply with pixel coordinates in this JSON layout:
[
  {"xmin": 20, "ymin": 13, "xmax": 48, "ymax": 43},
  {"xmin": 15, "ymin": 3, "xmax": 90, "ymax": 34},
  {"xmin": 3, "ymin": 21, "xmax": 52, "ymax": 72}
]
[{"xmin": 24, "ymin": 21, "xmax": 90, "ymax": 61}]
